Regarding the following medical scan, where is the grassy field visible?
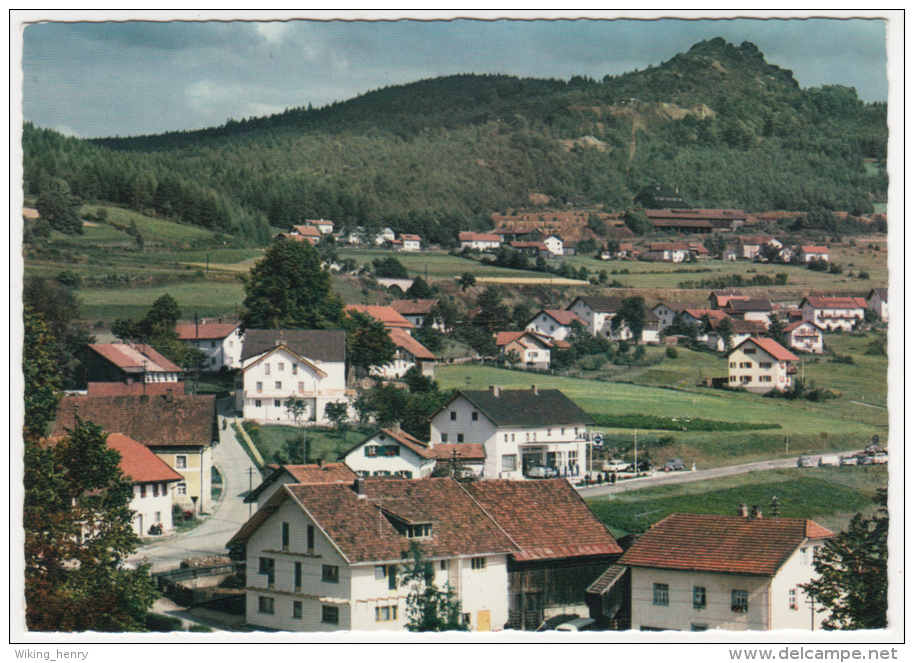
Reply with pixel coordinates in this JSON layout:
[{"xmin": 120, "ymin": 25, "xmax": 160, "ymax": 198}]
[
  {"xmin": 585, "ymin": 465, "xmax": 887, "ymax": 537},
  {"xmin": 245, "ymin": 423, "xmax": 370, "ymax": 467},
  {"xmin": 336, "ymin": 247, "xmax": 552, "ymax": 281},
  {"xmin": 435, "ymin": 360, "xmax": 887, "ymax": 467}
]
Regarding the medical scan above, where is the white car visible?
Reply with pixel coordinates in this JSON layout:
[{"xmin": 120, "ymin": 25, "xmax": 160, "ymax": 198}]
[
  {"xmin": 818, "ymin": 455, "xmax": 840, "ymax": 467},
  {"xmin": 839, "ymin": 456, "xmax": 858, "ymax": 466},
  {"xmin": 872, "ymin": 453, "xmax": 888, "ymax": 464},
  {"xmin": 555, "ymin": 617, "xmax": 598, "ymax": 632},
  {"xmin": 602, "ymin": 459, "xmax": 628, "ymax": 472}
]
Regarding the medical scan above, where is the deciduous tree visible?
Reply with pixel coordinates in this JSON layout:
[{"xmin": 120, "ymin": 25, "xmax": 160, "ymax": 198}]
[{"xmin": 399, "ymin": 542, "xmax": 469, "ymax": 632}]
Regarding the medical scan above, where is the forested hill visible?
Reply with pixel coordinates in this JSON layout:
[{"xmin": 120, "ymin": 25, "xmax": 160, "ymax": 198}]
[{"xmin": 23, "ymin": 38, "xmax": 887, "ymax": 245}]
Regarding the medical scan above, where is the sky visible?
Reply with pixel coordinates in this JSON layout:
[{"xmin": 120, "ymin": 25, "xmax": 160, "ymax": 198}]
[{"xmin": 16, "ymin": 10, "xmax": 896, "ymax": 139}]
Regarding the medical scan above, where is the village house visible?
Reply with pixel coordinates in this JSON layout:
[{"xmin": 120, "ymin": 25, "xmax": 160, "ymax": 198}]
[
  {"xmin": 340, "ymin": 426, "xmax": 437, "ymax": 479},
  {"xmin": 644, "ymin": 242, "xmax": 691, "ymax": 263},
  {"xmin": 800, "ymin": 296, "xmax": 867, "ymax": 332},
  {"xmin": 245, "ymin": 462, "xmax": 357, "ymax": 512},
  {"xmin": 722, "ymin": 298, "xmax": 774, "ymax": 327},
  {"xmin": 727, "ymin": 337, "xmax": 798, "ymax": 393},
  {"xmin": 430, "ymin": 443, "xmax": 486, "ymax": 478},
  {"xmin": 345, "ymin": 305, "xmax": 437, "ymax": 378},
  {"xmin": 428, "ymin": 387, "xmax": 592, "ymax": 480},
  {"xmin": 865, "ymin": 287, "xmax": 888, "ymax": 322},
  {"xmin": 599, "ymin": 242, "xmax": 635, "ymax": 260},
  {"xmin": 76, "ymin": 343, "xmax": 184, "ymax": 390},
  {"xmin": 509, "ymin": 240, "xmax": 551, "ymax": 258},
  {"xmin": 736, "ymin": 236, "xmax": 781, "ymax": 260},
  {"xmin": 396, "ymin": 234, "xmax": 422, "ymax": 251},
  {"xmin": 798, "ymin": 245, "xmax": 830, "ymax": 263},
  {"xmin": 702, "ymin": 319, "xmax": 767, "ymax": 353},
  {"xmin": 373, "ymin": 227, "xmax": 396, "ymax": 246},
  {"xmin": 642, "ymin": 208, "xmax": 747, "ymax": 234},
  {"xmin": 784, "ymin": 320, "xmax": 826, "ymax": 354},
  {"xmin": 106, "ymin": 432, "xmax": 185, "ymax": 536},
  {"xmin": 390, "ymin": 298, "xmax": 442, "ymax": 330},
  {"xmin": 651, "ymin": 302, "xmax": 692, "ymax": 334},
  {"xmin": 543, "ymin": 235, "xmax": 564, "ymax": 256},
  {"xmin": 495, "ymin": 331, "xmax": 554, "ymax": 370},
  {"xmin": 618, "ymin": 513, "xmax": 834, "ymax": 632},
  {"xmin": 236, "ymin": 329, "xmax": 350, "ymax": 425},
  {"xmin": 286, "ymin": 225, "xmax": 322, "ymax": 245},
  {"xmin": 309, "ymin": 219, "xmax": 335, "ymax": 235},
  {"xmin": 708, "ymin": 289, "xmax": 750, "ymax": 309},
  {"xmin": 174, "ymin": 320, "xmax": 243, "ymax": 370},
  {"xmin": 458, "ymin": 231, "xmax": 503, "ymax": 251},
  {"xmin": 227, "ymin": 477, "xmax": 519, "ymax": 632},
  {"xmin": 53, "ymin": 392, "xmax": 218, "ymax": 513},
  {"xmin": 566, "ymin": 296, "xmax": 629, "ymax": 340},
  {"xmin": 524, "ymin": 308, "xmax": 585, "ymax": 341}
]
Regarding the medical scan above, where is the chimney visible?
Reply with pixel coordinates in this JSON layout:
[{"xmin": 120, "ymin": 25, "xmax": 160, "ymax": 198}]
[
  {"xmin": 751, "ymin": 505, "xmax": 763, "ymax": 519},
  {"xmin": 531, "ymin": 384, "xmax": 538, "ymax": 395},
  {"xmin": 738, "ymin": 503, "xmax": 749, "ymax": 518},
  {"xmin": 354, "ymin": 477, "xmax": 367, "ymax": 498},
  {"xmin": 391, "ymin": 422, "xmax": 401, "ymax": 435},
  {"xmin": 317, "ymin": 458, "xmax": 324, "ymax": 469},
  {"xmin": 490, "ymin": 385, "xmax": 500, "ymax": 397}
]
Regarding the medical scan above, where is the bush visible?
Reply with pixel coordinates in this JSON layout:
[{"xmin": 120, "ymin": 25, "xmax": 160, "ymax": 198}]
[
  {"xmin": 665, "ymin": 347, "xmax": 678, "ymax": 359},
  {"xmin": 188, "ymin": 624, "xmax": 213, "ymax": 633},
  {"xmin": 145, "ymin": 613, "xmax": 184, "ymax": 632}
]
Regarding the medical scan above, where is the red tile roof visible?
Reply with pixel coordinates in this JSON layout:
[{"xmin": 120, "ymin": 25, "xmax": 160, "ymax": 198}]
[
  {"xmin": 390, "ymin": 299, "xmax": 439, "ymax": 316},
  {"xmin": 464, "ymin": 479, "xmax": 622, "ymax": 561},
  {"xmin": 346, "ymin": 304, "xmax": 415, "ymax": 329},
  {"xmin": 800, "ymin": 246, "xmax": 829, "ymax": 253},
  {"xmin": 619, "ymin": 513, "xmax": 833, "ymax": 576},
  {"xmin": 459, "ymin": 232, "xmax": 502, "ymax": 243},
  {"xmin": 87, "ymin": 382, "xmax": 186, "ymax": 397},
  {"xmin": 342, "ymin": 428, "xmax": 437, "ymax": 461},
  {"xmin": 388, "ymin": 327, "xmax": 437, "ymax": 361},
  {"xmin": 291, "ymin": 225, "xmax": 322, "ymax": 237},
  {"xmin": 784, "ymin": 320, "xmax": 824, "ymax": 333},
  {"xmin": 174, "ymin": 321, "xmax": 240, "ymax": 341},
  {"xmin": 536, "ymin": 309, "xmax": 584, "ymax": 326},
  {"xmin": 399, "ymin": 234, "xmax": 422, "ymax": 242},
  {"xmin": 87, "ymin": 343, "xmax": 183, "ymax": 374},
  {"xmin": 802, "ymin": 296, "xmax": 867, "ymax": 310},
  {"xmin": 53, "ymin": 394, "xmax": 216, "ymax": 449},
  {"xmin": 734, "ymin": 337, "xmax": 799, "ymax": 361},
  {"xmin": 284, "ymin": 463, "xmax": 358, "ymax": 484},
  {"xmin": 647, "ymin": 242, "xmax": 691, "ymax": 251},
  {"xmin": 105, "ymin": 433, "xmax": 185, "ymax": 483},
  {"xmin": 494, "ymin": 331, "xmax": 551, "ymax": 349}
]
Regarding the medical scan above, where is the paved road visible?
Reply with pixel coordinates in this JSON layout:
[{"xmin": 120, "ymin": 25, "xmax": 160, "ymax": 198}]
[
  {"xmin": 129, "ymin": 397, "xmax": 263, "ymax": 571},
  {"xmin": 577, "ymin": 456, "xmax": 805, "ymax": 498}
]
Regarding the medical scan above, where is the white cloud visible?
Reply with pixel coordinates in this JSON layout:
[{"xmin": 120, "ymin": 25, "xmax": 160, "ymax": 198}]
[{"xmin": 256, "ymin": 21, "xmax": 292, "ymax": 46}]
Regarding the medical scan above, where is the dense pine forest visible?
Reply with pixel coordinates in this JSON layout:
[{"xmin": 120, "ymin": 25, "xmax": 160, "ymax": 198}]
[{"xmin": 23, "ymin": 38, "xmax": 887, "ymax": 245}]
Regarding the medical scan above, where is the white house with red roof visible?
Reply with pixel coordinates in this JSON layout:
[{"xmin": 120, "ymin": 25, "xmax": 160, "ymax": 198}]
[
  {"xmin": 78, "ymin": 343, "xmax": 184, "ymax": 389},
  {"xmin": 495, "ymin": 331, "xmax": 554, "ymax": 369},
  {"xmin": 389, "ymin": 298, "xmax": 441, "ymax": 330},
  {"xmin": 727, "ymin": 337, "xmax": 798, "ymax": 392},
  {"xmin": 784, "ymin": 320, "xmax": 825, "ymax": 354},
  {"xmin": 286, "ymin": 225, "xmax": 322, "ymax": 245},
  {"xmin": 345, "ymin": 305, "xmax": 437, "ymax": 378},
  {"xmin": 175, "ymin": 320, "xmax": 243, "ymax": 370},
  {"xmin": 524, "ymin": 308, "xmax": 585, "ymax": 341},
  {"xmin": 245, "ymin": 462, "xmax": 357, "ymax": 511},
  {"xmin": 106, "ymin": 433, "xmax": 185, "ymax": 536},
  {"xmin": 800, "ymin": 296, "xmax": 867, "ymax": 332},
  {"xmin": 617, "ymin": 513, "xmax": 833, "ymax": 631},
  {"xmin": 397, "ymin": 234, "xmax": 422, "ymax": 251},
  {"xmin": 798, "ymin": 245, "xmax": 830, "ymax": 263},
  {"xmin": 458, "ymin": 231, "xmax": 502, "ymax": 251},
  {"xmin": 645, "ymin": 242, "xmax": 691, "ymax": 262},
  {"xmin": 340, "ymin": 426, "xmax": 437, "ymax": 479}
]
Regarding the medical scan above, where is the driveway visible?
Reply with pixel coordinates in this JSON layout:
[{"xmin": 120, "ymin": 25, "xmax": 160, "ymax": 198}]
[{"xmin": 130, "ymin": 396, "xmax": 263, "ymax": 571}]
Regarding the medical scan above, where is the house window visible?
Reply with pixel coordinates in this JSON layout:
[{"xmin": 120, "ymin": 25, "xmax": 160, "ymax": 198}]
[
  {"xmin": 152, "ymin": 484, "xmax": 159, "ymax": 497},
  {"xmin": 264, "ymin": 363, "xmax": 271, "ymax": 376},
  {"xmin": 258, "ymin": 557, "xmax": 275, "ymax": 587},
  {"xmin": 693, "ymin": 586, "xmax": 706, "ymax": 609},
  {"xmin": 789, "ymin": 588, "xmax": 798, "ymax": 611},
  {"xmin": 732, "ymin": 590, "xmax": 749, "ymax": 612},
  {"xmin": 258, "ymin": 596, "xmax": 274, "ymax": 614},
  {"xmin": 176, "ymin": 482, "xmax": 186, "ymax": 495},
  {"xmin": 740, "ymin": 375, "xmax": 751, "ymax": 383},
  {"xmin": 729, "ymin": 376, "xmax": 736, "ymax": 383},
  {"xmin": 294, "ymin": 562, "xmax": 302, "ymax": 592},
  {"xmin": 277, "ymin": 362, "xmax": 284, "ymax": 372},
  {"xmin": 800, "ymin": 547, "xmax": 809, "ymax": 565},
  {"xmin": 729, "ymin": 362, "xmax": 736, "ymax": 368},
  {"xmin": 282, "ymin": 522, "xmax": 290, "ymax": 550},
  {"xmin": 450, "ymin": 411, "xmax": 457, "ymax": 421},
  {"xmin": 745, "ymin": 348, "xmax": 757, "ymax": 355},
  {"xmin": 256, "ymin": 381, "xmax": 263, "ymax": 393},
  {"xmin": 364, "ymin": 446, "xmax": 378, "ymax": 457},
  {"xmin": 274, "ymin": 399, "xmax": 281, "ymax": 408},
  {"xmin": 472, "ymin": 411, "xmax": 478, "ymax": 421},
  {"xmin": 375, "ymin": 564, "xmax": 398, "ymax": 590},
  {"xmin": 140, "ymin": 484, "xmax": 147, "ymax": 498},
  {"xmin": 293, "ymin": 601, "xmax": 303, "ymax": 619},
  {"xmin": 406, "ymin": 523, "xmax": 432, "ymax": 539},
  {"xmin": 375, "ymin": 605, "xmax": 398, "ymax": 622},
  {"xmin": 471, "ymin": 557, "xmax": 486, "ymax": 571},
  {"xmin": 275, "ymin": 381, "xmax": 282, "ymax": 390},
  {"xmin": 155, "ymin": 511, "xmax": 161, "ymax": 522},
  {"xmin": 322, "ymin": 564, "xmax": 340, "ymax": 583},
  {"xmin": 502, "ymin": 454, "xmax": 518, "ymax": 472},
  {"xmin": 307, "ymin": 525, "xmax": 315, "ymax": 554},
  {"xmin": 292, "ymin": 364, "xmax": 298, "ymax": 375},
  {"xmin": 760, "ymin": 376, "xmax": 772, "ymax": 383},
  {"xmin": 321, "ymin": 605, "xmax": 339, "ymax": 625},
  {"xmin": 440, "ymin": 560, "xmax": 448, "ymax": 571},
  {"xmin": 441, "ymin": 434, "xmax": 448, "ymax": 443},
  {"xmin": 653, "ymin": 583, "xmax": 669, "ymax": 606},
  {"xmin": 298, "ymin": 381, "xmax": 304, "ymax": 392},
  {"xmin": 760, "ymin": 362, "xmax": 772, "ymax": 369},
  {"xmin": 255, "ymin": 400, "xmax": 262, "ymax": 408},
  {"xmin": 175, "ymin": 455, "xmax": 187, "ymax": 469},
  {"xmin": 457, "ymin": 434, "xmax": 464, "ymax": 443}
]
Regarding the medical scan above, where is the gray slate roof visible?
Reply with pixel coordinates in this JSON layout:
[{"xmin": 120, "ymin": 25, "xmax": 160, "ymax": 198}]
[
  {"xmin": 449, "ymin": 388, "xmax": 594, "ymax": 427},
  {"xmin": 241, "ymin": 329, "xmax": 346, "ymax": 362}
]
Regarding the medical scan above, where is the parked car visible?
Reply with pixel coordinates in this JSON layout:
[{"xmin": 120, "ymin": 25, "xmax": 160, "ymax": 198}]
[
  {"xmin": 555, "ymin": 617, "xmax": 598, "ymax": 632},
  {"xmin": 625, "ymin": 460, "xmax": 653, "ymax": 473},
  {"xmin": 872, "ymin": 453, "xmax": 888, "ymax": 464},
  {"xmin": 818, "ymin": 454, "xmax": 840, "ymax": 467},
  {"xmin": 858, "ymin": 454, "xmax": 875, "ymax": 465},
  {"xmin": 602, "ymin": 459, "xmax": 628, "ymax": 472},
  {"xmin": 839, "ymin": 455, "xmax": 858, "ymax": 466},
  {"xmin": 662, "ymin": 458, "xmax": 685, "ymax": 471},
  {"xmin": 526, "ymin": 466, "xmax": 556, "ymax": 479},
  {"xmin": 535, "ymin": 614, "xmax": 581, "ymax": 632},
  {"xmin": 797, "ymin": 455, "xmax": 815, "ymax": 467}
]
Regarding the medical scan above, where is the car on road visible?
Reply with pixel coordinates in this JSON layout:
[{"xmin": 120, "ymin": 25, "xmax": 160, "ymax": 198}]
[
  {"xmin": 625, "ymin": 460, "xmax": 653, "ymax": 473},
  {"xmin": 797, "ymin": 455, "xmax": 815, "ymax": 467},
  {"xmin": 662, "ymin": 458, "xmax": 686, "ymax": 471},
  {"xmin": 818, "ymin": 454, "xmax": 840, "ymax": 467},
  {"xmin": 526, "ymin": 466, "xmax": 557, "ymax": 479},
  {"xmin": 839, "ymin": 455, "xmax": 858, "ymax": 466},
  {"xmin": 602, "ymin": 459, "xmax": 628, "ymax": 472},
  {"xmin": 535, "ymin": 614, "xmax": 581, "ymax": 632},
  {"xmin": 872, "ymin": 453, "xmax": 888, "ymax": 464}
]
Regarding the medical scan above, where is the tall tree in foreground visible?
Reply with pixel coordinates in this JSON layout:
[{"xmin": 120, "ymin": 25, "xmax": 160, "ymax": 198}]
[
  {"xmin": 24, "ymin": 420, "xmax": 158, "ymax": 631},
  {"xmin": 343, "ymin": 310, "xmax": 397, "ymax": 376},
  {"xmin": 803, "ymin": 488, "xmax": 888, "ymax": 630},
  {"xmin": 241, "ymin": 237, "xmax": 345, "ymax": 330},
  {"xmin": 23, "ymin": 307, "xmax": 64, "ymax": 438},
  {"xmin": 399, "ymin": 542, "xmax": 469, "ymax": 632}
]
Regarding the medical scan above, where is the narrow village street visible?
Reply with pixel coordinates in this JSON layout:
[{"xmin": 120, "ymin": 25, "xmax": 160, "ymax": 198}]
[{"xmin": 129, "ymin": 397, "xmax": 261, "ymax": 571}]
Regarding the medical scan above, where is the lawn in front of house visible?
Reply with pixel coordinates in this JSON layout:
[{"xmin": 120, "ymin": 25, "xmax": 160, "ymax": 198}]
[{"xmin": 246, "ymin": 423, "xmax": 372, "ymax": 467}]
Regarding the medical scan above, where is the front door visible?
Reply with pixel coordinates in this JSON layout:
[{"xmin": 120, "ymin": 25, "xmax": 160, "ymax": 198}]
[{"xmin": 477, "ymin": 610, "xmax": 490, "ymax": 632}]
